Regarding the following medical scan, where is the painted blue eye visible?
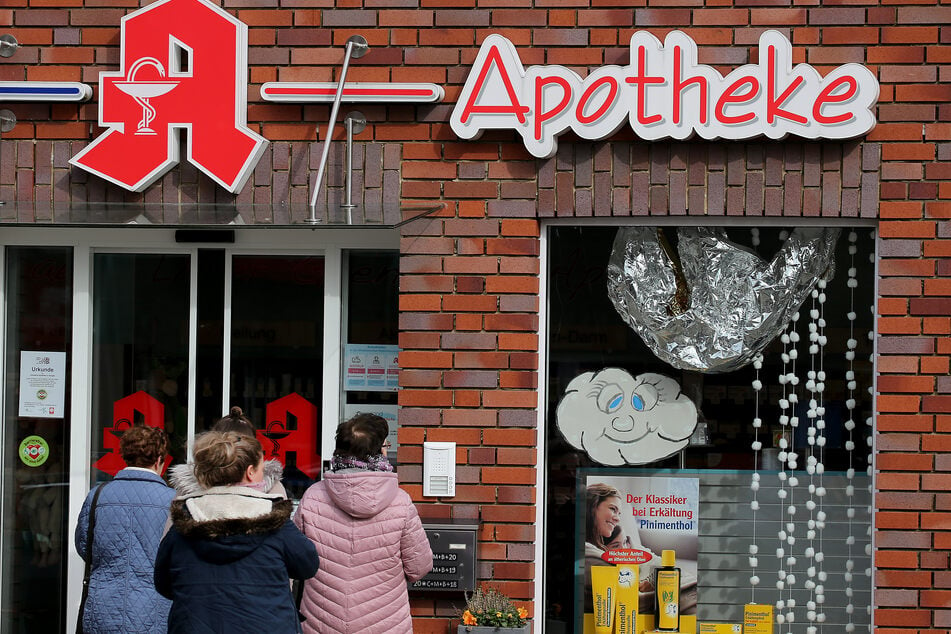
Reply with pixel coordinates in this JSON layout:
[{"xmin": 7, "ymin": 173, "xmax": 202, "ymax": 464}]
[
  {"xmin": 631, "ymin": 394, "xmax": 645, "ymax": 411},
  {"xmin": 596, "ymin": 384, "xmax": 626, "ymax": 414}
]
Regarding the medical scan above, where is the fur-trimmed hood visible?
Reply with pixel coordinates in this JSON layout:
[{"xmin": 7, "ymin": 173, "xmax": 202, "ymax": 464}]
[
  {"xmin": 167, "ymin": 459, "xmax": 284, "ymax": 497},
  {"xmin": 170, "ymin": 487, "xmax": 293, "ymax": 564}
]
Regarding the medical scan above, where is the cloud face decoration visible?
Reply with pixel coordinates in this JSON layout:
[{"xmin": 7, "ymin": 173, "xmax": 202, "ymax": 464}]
[{"xmin": 556, "ymin": 369, "xmax": 698, "ymax": 466}]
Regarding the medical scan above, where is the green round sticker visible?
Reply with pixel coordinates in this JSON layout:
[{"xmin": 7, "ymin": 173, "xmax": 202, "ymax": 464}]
[{"xmin": 19, "ymin": 435, "xmax": 50, "ymax": 467}]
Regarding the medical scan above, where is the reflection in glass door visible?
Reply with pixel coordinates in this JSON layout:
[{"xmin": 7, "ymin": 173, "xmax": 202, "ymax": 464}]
[{"xmin": 2, "ymin": 247, "xmax": 73, "ymax": 634}]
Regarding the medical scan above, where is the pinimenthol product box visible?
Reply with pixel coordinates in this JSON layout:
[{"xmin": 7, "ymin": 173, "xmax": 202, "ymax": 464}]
[
  {"xmin": 699, "ymin": 623, "xmax": 742, "ymax": 634},
  {"xmin": 639, "ymin": 613, "xmax": 696, "ymax": 633},
  {"xmin": 744, "ymin": 603, "xmax": 774, "ymax": 634}
]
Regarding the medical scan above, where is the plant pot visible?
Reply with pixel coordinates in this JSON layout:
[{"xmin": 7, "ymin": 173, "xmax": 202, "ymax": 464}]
[{"xmin": 457, "ymin": 624, "xmax": 530, "ymax": 634}]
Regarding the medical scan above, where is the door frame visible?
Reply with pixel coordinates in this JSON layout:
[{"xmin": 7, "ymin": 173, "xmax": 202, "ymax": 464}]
[{"xmin": 0, "ymin": 225, "xmax": 398, "ymax": 632}]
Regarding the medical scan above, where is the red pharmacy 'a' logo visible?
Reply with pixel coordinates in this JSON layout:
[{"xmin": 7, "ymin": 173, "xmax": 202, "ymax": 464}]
[
  {"xmin": 70, "ymin": 0, "xmax": 266, "ymax": 193},
  {"xmin": 94, "ymin": 391, "xmax": 172, "ymax": 477}
]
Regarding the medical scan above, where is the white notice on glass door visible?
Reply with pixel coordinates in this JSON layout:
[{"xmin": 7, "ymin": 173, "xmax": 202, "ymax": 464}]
[
  {"xmin": 344, "ymin": 344, "xmax": 399, "ymax": 392},
  {"xmin": 18, "ymin": 351, "xmax": 67, "ymax": 418}
]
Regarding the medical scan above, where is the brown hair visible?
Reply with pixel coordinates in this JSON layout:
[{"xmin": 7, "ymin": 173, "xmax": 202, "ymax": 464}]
[
  {"xmin": 212, "ymin": 405, "xmax": 256, "ymax": 437},
  {"xmin": 334, "ymin": 413, "xmax": 389, "ymax": 462},
  {"xmin": 120, "ymin": 425, "xmax": 169, "ymax": 468},
  {"xmin": 192, "ymin": 430, "xmax": 264, "ymax": 488},
  {"xmin": 586, "ymin": 483, "xmax": 623, "ymax": 551}
]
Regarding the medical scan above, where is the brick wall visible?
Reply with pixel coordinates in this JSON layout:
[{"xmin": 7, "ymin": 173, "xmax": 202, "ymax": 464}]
[
  {"xmin": 0, "ymin": 139, "xmax": 405, "ymax": 224},
  {"xmin": 2, "ymin": 0, "xmax": 950, "ymax": 631}
]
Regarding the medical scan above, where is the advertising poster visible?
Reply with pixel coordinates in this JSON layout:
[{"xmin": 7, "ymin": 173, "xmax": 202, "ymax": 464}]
[
  {"xmin": 344, "ymin": 344, "xmax": 399, "ymax": 392},
  {"xmin": 18, "ymin": 351, "xmax": 67, "ymax": 418},
  {"xmin": 578, "ymin": 471, "xmax": 699, "ymax": 633}
]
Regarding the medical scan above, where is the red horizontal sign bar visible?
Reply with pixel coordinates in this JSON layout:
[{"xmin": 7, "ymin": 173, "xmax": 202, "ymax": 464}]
[
  {"xmin": 267, "ymin": 88, "xmax": 434, "ymax": 96},
  {"xmin": 260, "ymin": 82, "xmax": 444, "ymax": 104}
]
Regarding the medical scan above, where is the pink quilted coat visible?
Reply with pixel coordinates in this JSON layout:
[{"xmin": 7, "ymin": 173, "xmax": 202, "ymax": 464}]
[{"xmin": 293, "ymin": 470, "xmax": 433, "ymax": 633}]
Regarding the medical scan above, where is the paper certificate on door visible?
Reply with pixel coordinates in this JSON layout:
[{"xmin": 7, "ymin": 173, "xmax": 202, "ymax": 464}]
[{"xmin": 19, "ymin": 351, "xmax": 67, "ymax": 418}]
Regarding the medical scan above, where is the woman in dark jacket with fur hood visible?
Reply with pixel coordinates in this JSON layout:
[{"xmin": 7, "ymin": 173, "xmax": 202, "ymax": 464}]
[
  {"xmin": 154, "ymin": 431, "xmax": 318, "ymax": 634},
  {"xmin": 167, "ymin": 406, "xmax": 287, "ymax": 499}
]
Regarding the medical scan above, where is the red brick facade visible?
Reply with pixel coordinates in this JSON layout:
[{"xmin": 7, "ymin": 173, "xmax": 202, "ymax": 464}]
[{"xmin": 2, "ymin": 0, "xmax": 950, "ymax": 631}]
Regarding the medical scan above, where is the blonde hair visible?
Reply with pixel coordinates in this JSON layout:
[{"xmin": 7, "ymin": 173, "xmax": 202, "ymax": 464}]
[{"xmin": 192, "ymin": 430, "xmax": 264, "ymax": 488}]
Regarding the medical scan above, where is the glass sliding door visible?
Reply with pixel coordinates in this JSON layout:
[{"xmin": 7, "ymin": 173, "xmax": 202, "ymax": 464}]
[
  {"xmin": 90, "ymin": 253, "xmax": 192, "ymax": 481},
  {"xmin": 0, "ymin": 228, "xmax": 398, "ymax": 633},
  {"xmin": 1, "ymin": 247, "xmax": 73, "ymax": 634},
  {"xmin": 228, "ymin": 255, "xmax": 324, "ymax": 499},
  {"xmin": 87, "ymin": 250, "xmax": 327, "ymax": 497}
]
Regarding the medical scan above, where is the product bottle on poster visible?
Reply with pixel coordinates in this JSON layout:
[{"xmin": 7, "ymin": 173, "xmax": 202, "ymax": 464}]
[{"xmin": 653, "ymin": 549, "xmax": 681, "ymax": 632}]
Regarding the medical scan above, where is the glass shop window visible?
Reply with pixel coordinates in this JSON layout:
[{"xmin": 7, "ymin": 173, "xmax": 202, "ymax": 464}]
[
  {"xmin": 544, "ymin": 226, "xmax": 875, "ymax": 633},
  {"xmin": 342, "ymin": 251, "xmax": 399, "ymax": 463}
]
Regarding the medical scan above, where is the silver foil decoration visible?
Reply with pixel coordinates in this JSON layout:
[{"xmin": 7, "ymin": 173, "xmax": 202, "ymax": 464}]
[{"xmin": 607, "ymin": 227, "xmax": 840, "ymax": 373}]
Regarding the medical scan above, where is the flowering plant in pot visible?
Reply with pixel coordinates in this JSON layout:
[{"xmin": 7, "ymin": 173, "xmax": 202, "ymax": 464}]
[{"xmin": 458, "ymin": 586, "xmax": 530, "ymax": 633}]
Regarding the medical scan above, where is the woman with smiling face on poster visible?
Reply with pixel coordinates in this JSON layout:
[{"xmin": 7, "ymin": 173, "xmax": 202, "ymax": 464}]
[
  {"xmin": 587, "ymin": 483, "xmax": 632, "ymax": 555},
  {"xmin": 583, "ymin": 483, "xmax": 655, "ymax": 614}
]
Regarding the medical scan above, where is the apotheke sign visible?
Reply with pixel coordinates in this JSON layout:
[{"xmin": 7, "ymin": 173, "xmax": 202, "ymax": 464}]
[
  {"xmin": 60, "ymin": 0, "xmax": 879, "ymax": 192},
  {"xmin": 450, "ymin": 31, "xmax": 880, "ymax": 158}
]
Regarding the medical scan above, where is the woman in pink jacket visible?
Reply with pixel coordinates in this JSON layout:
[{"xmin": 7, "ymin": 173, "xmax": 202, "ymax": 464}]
[{"xmin": 294, "ymin": 413, "xmax": 433, "ymax": 633}]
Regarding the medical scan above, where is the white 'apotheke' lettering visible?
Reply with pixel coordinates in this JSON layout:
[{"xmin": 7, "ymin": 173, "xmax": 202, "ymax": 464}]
[{"xmin": 450, "ymin": 30, "xmax": 879, "ymax": 158}]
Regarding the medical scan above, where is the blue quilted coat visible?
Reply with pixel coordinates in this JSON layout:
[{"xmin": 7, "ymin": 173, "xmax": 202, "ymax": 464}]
[{"xmin": 74, "ymin": 468, "xmax": 176, "ymax": 634}]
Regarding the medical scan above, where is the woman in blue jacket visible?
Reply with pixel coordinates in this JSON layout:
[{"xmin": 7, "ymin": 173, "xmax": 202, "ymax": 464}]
[
  {"xmin": 75, "ymin": 425, "xmax": 176, "ymax": 634},
  {"xmin": 154, "ymin": 431, "xmax": 318, "ymax": 634}
]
